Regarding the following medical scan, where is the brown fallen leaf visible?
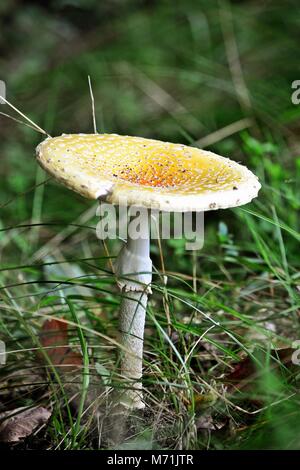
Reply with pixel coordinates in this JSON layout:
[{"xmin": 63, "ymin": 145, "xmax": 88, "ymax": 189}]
[
  {"xmin": 0, "ymin": 406, "xmax": 51, "ymax": 443},
  {"xmin": 225, "ymin": 347, "xmax": 296, "ymax": 391},
  {"xmin": 38, "ymin": 318, "xmax": 104, "ymax": 422},
  {"xmin": 196, "ymin": 413, "xmax": 216, "ymax": 431},
  {"xmin": 39, "ymin": 318, "xmax": 82, "ymax": 371}
]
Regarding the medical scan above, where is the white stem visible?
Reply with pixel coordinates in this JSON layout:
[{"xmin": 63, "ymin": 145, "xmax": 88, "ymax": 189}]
[
  {"xmin": 118, "ymin": 290, "xmax": 148, "ymax": 408},
  {"xmin": 114, "ymin": 222, "xmax": 152, "ymax": 409}
]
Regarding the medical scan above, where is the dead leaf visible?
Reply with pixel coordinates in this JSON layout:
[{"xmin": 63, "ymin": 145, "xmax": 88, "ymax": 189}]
[
  {"xmin": 38, "ymin": 318, "xmax": 104, "ymax": 422},
  {"xmin": 225, "ymin": 347, "xmax": 296, "ymax": 391},
  {"xmin": 39, "ymin": 318, "xmax": 82, "ymax": 371},
  {"xmin": 0, "ymin": 406, "xmax": 51, "ymax": 443},
  {"xmin": 196, "ymin": 413, "xmax": 216, "ymax": 430}
]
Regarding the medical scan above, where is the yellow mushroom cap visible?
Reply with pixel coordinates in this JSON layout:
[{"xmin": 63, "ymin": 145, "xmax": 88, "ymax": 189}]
[{"xmin": 36, "ymin": 133, "xmax": 260, "ymax": 211}]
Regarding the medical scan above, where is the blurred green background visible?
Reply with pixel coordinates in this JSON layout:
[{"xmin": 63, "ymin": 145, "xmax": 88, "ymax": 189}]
[
  {"xmin": 0, "ymin": 0, "xmax": 300, "ymax": 450},
  {"xmin": 0, "ymin": 0, "xmax": 299, "ymax": 227}
]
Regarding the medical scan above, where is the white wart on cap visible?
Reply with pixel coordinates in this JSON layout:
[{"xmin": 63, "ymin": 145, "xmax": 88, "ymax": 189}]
[{"xmin": 36, "ymin": 133, "xmax": 261, "ymax": 211}]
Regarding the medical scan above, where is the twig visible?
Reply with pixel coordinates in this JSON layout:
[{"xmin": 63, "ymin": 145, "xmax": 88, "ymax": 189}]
[
  {"xmin": 0, "ymin": 94, "xmax": 50, "ymax": 137},
  {"xmin": 88, "ymin": 75, "xmax": 98, "ymax": 134}
]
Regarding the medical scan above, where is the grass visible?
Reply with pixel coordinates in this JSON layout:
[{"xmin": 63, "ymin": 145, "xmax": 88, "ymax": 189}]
[{"xmin": 0, "ymin": 0, "xmax": 300, "ymax": 450}]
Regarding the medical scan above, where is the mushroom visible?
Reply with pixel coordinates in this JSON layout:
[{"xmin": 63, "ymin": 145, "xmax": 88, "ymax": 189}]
[{"xmin": 36, "ymin": 133, "xmax": 260, "ymax": 409}]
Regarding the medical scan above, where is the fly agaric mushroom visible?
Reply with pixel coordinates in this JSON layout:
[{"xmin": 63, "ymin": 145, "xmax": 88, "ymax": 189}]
[{"xmin": 36, "ymin": 133, "xmax": 260, "ymax": 409}]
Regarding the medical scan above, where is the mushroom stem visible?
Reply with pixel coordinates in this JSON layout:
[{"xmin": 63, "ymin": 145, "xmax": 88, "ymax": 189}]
[
  {"xmin": 118, "ymin": 290, "xmax": 148, "ymax": 408},
  {"xmin": 114, "ymin": 216, "xmax": 152, "ymax": 409}
]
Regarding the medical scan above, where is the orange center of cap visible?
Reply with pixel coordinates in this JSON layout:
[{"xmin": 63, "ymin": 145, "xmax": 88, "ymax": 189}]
[
  {"xmin": 38, "ymin": 134, "xmax": 243, "ymax": 194},
  {"xmin": 112, "ymin": 159, "xmax": 192, "ymax": 188}
]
